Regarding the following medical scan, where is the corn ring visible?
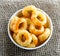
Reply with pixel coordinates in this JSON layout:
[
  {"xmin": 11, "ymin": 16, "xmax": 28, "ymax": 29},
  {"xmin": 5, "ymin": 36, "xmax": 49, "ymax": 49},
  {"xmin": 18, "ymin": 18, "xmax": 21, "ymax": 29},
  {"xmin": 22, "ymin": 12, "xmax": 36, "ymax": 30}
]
[
  {"xmin": 29, "ymin": 24, "xmax": 44, "ymax": 36},
  {"xmin": 27, "ymin": 34, "xmax": 38, "ymax": 48},
  {"xmin": 26, "ymin": 18, "xmax": 32, "ymax": 30},
  {"xmin": 44, "ymin": 16, "xmax": 49, "ymax": 28},
  {"xmin": 10, "ymin": 16, "xmax": 27, "ymax": 33},
  {"xmin": 31, "ymin": 11, "xmax": 46, "ymax": 26},
  {"xmin": 22, "ymin": 5, "xmax": 37, "ymax": 17},
  {"xmin": 14, "ymin": 30, "xmax": 32, "ymax": 46},
  {"xmin": 38, "ymin": 28, "xmax": 50, "ymax": 43},
  {"xmin": 26, "ymin": 18, "xmax": 32, "ymax": 26}
]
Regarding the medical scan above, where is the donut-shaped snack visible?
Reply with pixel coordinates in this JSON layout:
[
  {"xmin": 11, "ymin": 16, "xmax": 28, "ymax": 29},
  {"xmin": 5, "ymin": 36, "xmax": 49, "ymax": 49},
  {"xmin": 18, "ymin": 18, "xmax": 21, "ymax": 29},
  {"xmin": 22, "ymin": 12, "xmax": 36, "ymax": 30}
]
[
  {"xmin": 13, "ymin": 30, "xmax": 32, "ymax": 46},
  {"xmin": 31, "ymin": 11, "xmax": 46, "ymax": 26},
  {"xmin": 38, "ymin": 28, "xmax": 50, "ymax": 43},
  {"xmin": 29, "ymin": 24, "xmax": 44, "ymax": 36},
  {"xmin": 22, "ymin": 5, "xmax": 37, "ymax": 17},
  {"xmin": 27, "ymin": 34, "xmax": 38, "ymax": 48},
  {"xmin": 26, "ymin": 18, "xmax": 33, "ymax": 31},
  {"xmin": 10, "ymin": 16, "xmax": 27, "ymax": 33}
]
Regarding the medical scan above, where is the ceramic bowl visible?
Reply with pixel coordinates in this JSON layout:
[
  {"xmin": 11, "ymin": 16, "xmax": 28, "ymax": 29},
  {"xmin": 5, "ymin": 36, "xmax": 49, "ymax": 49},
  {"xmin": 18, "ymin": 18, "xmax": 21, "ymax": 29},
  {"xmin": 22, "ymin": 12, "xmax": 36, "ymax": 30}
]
[{"xmin": 8, "ymin": 8, "xmax": 53, "ymax": 50}]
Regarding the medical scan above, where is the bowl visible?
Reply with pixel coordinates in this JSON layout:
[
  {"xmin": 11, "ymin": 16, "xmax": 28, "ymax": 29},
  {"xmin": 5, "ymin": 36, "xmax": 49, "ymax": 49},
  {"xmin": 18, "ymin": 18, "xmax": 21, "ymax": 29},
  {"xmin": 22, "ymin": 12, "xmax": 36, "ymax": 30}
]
[{"xmin": 8, "ymin": 8, "xmax": 53, "ymax": 50}]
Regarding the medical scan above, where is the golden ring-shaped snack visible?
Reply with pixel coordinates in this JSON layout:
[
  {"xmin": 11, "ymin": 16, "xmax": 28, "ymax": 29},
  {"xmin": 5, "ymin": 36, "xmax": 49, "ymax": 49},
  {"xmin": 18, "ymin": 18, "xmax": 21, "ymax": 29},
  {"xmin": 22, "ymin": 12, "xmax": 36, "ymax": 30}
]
[
  {"xmin": 29, "ymin": 24, "xmax": 44, "ymax": 36},
  {"xmin": 27, "ymin": 34, "xmax": 38, "ymax": 48},
  {"xmin": 31, "ymin": 11, "xmax": 46, "ymax": 26},
  {"xmin": 22, "ymin": 5, "xmax": 37, "ymax": 17},
  {"xmin": 38, "ymin": 28, "xmax": 50, "ymax": 43},
  {"xmin": 10, "ymin": 16, "xmax": 27, "ymax": 33},
  {"xmin": 26, "ymin": 18, "xmax": 32, "ymax": 26},
  {"xmin": 26, "ymin": 18, "xmax": 32, "ymax": 30},
  {"xmin": 44, "ymin": 16, "xmax": 49, "ymax": 28},
  {"xmin": 13, "ymin": 30, "xmax": 32, "ymax": 46}
]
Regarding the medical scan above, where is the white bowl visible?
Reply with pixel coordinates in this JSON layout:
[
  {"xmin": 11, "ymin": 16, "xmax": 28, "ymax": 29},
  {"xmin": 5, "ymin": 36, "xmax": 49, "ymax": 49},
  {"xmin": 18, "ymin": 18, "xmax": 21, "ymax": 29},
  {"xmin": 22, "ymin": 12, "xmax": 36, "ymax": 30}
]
[{"xmin": 8, "ymin": 8, "xmax": 53, "ymax": 50}]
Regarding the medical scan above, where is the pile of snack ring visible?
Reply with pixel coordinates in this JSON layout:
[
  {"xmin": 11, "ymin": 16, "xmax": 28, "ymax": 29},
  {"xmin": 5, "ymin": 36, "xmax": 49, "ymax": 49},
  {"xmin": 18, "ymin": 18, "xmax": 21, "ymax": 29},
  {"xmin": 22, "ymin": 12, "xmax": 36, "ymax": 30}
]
[{"xmin": 10, "ymin": 5, "xmax": 50, "ymax": 48}]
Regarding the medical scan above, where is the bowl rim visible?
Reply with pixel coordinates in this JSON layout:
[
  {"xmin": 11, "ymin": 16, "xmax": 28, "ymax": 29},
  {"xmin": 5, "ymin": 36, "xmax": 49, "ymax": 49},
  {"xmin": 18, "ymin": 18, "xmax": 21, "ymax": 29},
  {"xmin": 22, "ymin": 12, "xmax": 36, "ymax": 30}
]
[{"xmin": 8, "ymin": 8, "xmax": 53, "ymax": 50}]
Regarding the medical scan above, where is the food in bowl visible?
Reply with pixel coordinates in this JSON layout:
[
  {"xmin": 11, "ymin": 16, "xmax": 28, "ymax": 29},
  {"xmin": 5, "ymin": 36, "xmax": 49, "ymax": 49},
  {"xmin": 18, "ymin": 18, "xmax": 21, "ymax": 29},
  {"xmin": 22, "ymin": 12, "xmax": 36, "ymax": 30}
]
[{"xmin": 9, "ymin": 5, "xmax": 51, "ymax": 48}]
